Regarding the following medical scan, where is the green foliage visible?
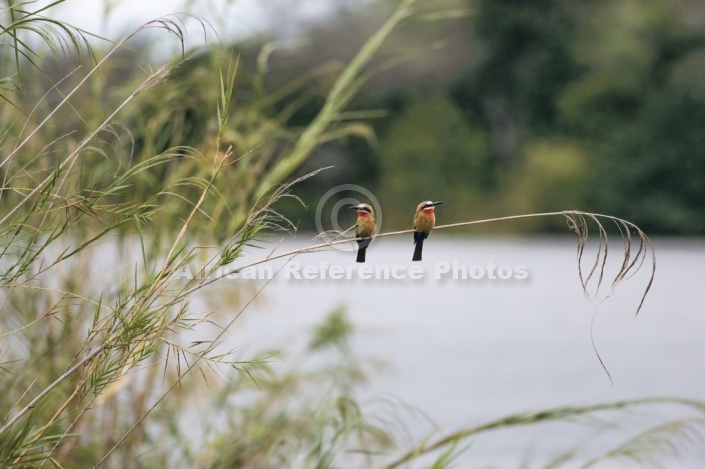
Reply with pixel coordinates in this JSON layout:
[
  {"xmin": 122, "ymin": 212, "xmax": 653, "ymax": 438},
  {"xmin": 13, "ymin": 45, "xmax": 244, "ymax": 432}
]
[
  {"xmin": 0, "ymin": 0, "xmax": 96, "ymax": 98},
  {"xmin": 589, "ymin": 93, "xmax": 705, "ymax": 234},
  {"xmin": 496, "ymin": 139, "xmax": 591, "ymax": 230},
  {"xmin": 553, "ymin": 0, "xmax": 705, "ymax": 233},
  {"xmin": 199, "ymin": 322, "xmax": 391, "ymax": 469},
  {"xmin": 379, "ymin": 91, "xmax": 492, "ymax": 227},
  {"xmin": 384, "ymin": 397, "xmax": 705, "ymax": 469},
  {"xmin": 341, "ymin": 0, "xmax": 705, "ymax": 234},
  {"xmin": 309, "ymin": 305, "xmax": 353, "ymax": 351},
  {"xmin": 470, "ymin": 0, "xmax": 581, "ymax": 132}
]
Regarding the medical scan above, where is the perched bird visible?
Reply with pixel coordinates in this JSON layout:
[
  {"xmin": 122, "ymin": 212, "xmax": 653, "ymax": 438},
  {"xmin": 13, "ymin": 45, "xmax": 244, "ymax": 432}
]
[
  {"xmin": 350, "ymin": 203, "xmax": 376, "ymax": 263},
  {"xmin": 412, "ymin": 201, "xmax": 443, "ymax": 261}
]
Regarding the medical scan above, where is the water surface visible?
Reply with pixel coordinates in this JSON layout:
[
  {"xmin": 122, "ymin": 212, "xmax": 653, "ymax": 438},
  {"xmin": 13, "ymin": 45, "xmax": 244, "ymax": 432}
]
[{"xmin": 215, "ymin": 235, "xmax": 705, "ymax": 466}]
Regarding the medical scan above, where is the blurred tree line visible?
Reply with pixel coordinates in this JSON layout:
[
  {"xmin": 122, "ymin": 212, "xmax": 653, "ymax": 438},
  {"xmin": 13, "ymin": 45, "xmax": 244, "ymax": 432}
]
[
  {"xmin": 13, "ymin": 0, "xmax": 701, "ymax": 235},
  {"xmin": 262, "ymin": 0, "xmax": 705, "ymax": 234}
]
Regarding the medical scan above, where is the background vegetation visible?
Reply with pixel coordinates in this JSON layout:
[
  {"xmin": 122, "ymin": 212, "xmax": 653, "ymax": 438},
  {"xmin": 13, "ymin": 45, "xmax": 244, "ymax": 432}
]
[
  {"xmin": 1, "ymin": 0, "xmax": 704, "ymax": 467},
  {"xmin": 273, "ymin": 0, "xmax": 705, "ymax": 234}
]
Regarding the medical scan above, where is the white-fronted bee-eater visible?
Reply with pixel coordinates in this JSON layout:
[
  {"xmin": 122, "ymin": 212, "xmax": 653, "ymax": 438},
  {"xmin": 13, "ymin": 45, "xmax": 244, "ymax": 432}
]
[
  {"xmin": 412, "ymin": 201, "xmax": 443, "ymax": 261},
  {"xmin": 350, "ymin": 203, "xmax": 376, "ymax": 263}
]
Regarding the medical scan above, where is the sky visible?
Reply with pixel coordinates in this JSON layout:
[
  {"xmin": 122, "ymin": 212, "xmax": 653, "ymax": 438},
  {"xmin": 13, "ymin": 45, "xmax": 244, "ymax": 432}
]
[{"xmin": 42, "ymin": 0, "xmax": 375, "ymax": 46}]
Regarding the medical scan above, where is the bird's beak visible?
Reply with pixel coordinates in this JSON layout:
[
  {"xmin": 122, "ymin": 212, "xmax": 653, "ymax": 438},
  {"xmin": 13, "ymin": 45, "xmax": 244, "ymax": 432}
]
[
  {"xmin": 349, "ymin": 205, "xmax": 360, "ymax": 210},
  {"xmin": 429, "ymin": 201, "xmax": 444, "ymax": 207}
]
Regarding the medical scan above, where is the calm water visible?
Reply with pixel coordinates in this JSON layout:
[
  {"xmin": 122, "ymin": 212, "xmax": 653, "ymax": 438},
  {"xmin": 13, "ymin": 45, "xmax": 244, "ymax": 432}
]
[{"xmin": 209, "ymin": 235, "xmax": 704, "ymax": 466}]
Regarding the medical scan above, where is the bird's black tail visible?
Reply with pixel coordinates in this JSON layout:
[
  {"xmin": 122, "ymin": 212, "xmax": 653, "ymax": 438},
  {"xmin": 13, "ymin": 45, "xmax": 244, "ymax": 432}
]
[
  {"xmin": 356, "ymin": 246, "xmax": 367, "ymax": 263},
  {"xmin": 356, "ymin": 238, "xmax": 371, "ymax": 263},
  {"xmin": 412, "ymin": 232, "xmax": 427, "ymax": 261}
]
